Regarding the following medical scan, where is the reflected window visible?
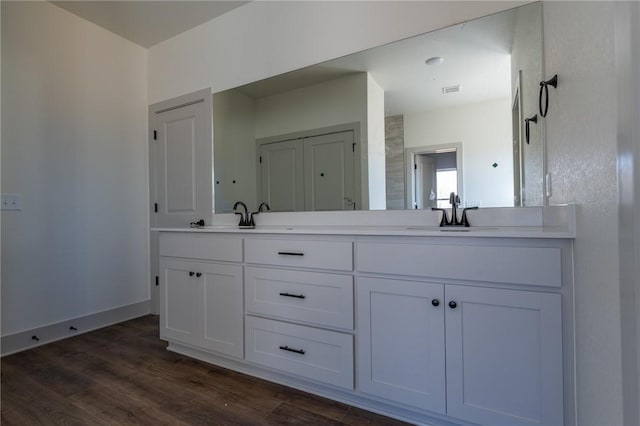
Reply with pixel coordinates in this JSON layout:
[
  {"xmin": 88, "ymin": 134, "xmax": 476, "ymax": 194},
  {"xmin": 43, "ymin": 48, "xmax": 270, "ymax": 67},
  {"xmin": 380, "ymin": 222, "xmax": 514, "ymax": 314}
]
[{"xmin": 436, "ymin": 170, "xmax": 458, "ymax": 208}]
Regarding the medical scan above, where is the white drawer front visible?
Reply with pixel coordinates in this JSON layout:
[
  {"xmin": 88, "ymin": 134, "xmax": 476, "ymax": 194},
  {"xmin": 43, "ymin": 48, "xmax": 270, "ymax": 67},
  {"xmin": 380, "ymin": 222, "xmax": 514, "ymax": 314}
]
[
  {"xmin": 245, "ymin": 316, "xmax": 354, "ymax": 390},
  {"xmin": 245, "ymin": 238, "xmax": 353, "ymax": 271},
  {"xmin": 245, "ymin": 267, "xmax": 353, "ymax": 330},
  {"xmin": 357, "ymin": 242, "xmax": 562, "ymax": 287},
  {"xmin": 159, "ymin": 233, "xmax": 243, "ymax": 263}
]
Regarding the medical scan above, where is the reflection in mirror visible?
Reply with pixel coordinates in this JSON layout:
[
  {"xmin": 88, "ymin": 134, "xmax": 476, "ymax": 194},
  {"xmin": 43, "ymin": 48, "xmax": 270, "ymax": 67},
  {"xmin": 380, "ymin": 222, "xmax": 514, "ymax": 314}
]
[{"xmin": 213, "ymin": 2, "xmax": 543, "ymax": 213}]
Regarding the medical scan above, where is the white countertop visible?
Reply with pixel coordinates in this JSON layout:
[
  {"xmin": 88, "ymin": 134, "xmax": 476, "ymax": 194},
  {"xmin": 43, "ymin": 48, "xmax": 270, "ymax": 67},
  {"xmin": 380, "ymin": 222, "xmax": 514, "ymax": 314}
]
[
  {"xmin": 152, "ymin": 205, "xmax": 576, "ymax": 239},
  {"xmin": 151, "ymin": 224, "xmax": 575, "ymax": 239}
]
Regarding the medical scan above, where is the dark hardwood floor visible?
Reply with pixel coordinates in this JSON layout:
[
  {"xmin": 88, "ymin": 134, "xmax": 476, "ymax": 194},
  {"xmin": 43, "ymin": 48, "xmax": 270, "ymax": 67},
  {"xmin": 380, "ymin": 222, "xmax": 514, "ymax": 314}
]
[{"xmin": 1, "ymin": 315, "xmax": 409, "ymax": 425}]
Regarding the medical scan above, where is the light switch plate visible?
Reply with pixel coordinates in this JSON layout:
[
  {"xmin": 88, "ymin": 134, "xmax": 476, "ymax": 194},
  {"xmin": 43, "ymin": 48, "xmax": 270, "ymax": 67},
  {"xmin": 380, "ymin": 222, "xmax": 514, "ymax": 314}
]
[{"xmin": 1, "ymin": 194, "xmax": 22, "ymax": 210}]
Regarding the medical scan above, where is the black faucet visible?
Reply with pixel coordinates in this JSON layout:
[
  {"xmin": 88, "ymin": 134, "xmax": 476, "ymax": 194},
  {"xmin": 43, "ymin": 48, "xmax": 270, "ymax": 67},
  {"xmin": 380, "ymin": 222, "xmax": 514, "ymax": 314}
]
[
  {"xmin": 431, "ymin": 192, "xmax": 478, "ymax": 227},
  {"xmin": 233, "ymin": 201, "xmax": 251, "ymax": 227},
  {"xmin": 249, "ymin": 202, "xmax": 270, "ymax": 227}
]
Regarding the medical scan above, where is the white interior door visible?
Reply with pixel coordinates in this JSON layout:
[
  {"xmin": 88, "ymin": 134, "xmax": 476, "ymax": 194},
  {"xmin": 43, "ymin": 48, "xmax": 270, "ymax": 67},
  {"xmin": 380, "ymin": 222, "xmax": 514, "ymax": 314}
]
[
  {"xmin": 150, "ymin": 89, "xmax": 213, "ymax": 227},
  {"xmin": 259, "ymin": 139, "xmax": 304, "ymax": 211},
  {"xmin": 304, "ymin": 131, "xmax": 355, "ymax": 211}
]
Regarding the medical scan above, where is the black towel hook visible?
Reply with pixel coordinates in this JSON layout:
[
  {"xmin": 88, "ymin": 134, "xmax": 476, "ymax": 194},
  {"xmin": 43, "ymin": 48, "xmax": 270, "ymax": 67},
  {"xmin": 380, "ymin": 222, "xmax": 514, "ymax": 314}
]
[
  {"xmin": 539, "ymin": 74, "xmax": 558, "ymax": 117},
  {"xmin": 525, "ymin": 114, "xmax": 538, "ymax": 144}
]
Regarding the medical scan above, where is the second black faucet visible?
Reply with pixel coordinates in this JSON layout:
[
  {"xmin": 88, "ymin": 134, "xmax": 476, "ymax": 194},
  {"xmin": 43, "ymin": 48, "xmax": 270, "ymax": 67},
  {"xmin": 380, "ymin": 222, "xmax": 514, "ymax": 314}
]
[{"xmin": 431, "ymin": 192, "xmax": 478, "ymax": 227}]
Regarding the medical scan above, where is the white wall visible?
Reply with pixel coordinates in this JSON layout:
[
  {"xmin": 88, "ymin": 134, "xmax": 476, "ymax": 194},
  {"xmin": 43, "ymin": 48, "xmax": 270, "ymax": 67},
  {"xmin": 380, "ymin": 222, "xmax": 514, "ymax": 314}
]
[
  {"xmin": 213, "ymin": 89, "xmax": 257, "ymax": 212},
  {"xmin": 543, "ymin": 2, "xmax": 622, "ymax": 425},
  {"xmin": 254, "ymin": 74, "xmax": 367, "ymax": 140},
  {"xmin": 403, "ymin": 98, "xmax": 514, "ymax": 207},
  {"xmin": 1, "ymin": 2, "xmax": 149, "ymax": 335},
  {"xmin": 615, "ymin": 3, "xmax": 640, "ymax": 424},
  {"xmin": 366, "ymin": 74, "xmax": 386, "ymax": 210},
  {"xmin": 148, "ymin": 1, "xmax": 527, "ymax": 104}
]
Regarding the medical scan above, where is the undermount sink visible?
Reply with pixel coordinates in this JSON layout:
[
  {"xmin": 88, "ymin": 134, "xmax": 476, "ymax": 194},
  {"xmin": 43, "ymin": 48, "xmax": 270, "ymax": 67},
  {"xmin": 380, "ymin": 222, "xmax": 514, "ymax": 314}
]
[{"xmin": 405, "ymin": 226, "xmax": 498, "ymax": 232}]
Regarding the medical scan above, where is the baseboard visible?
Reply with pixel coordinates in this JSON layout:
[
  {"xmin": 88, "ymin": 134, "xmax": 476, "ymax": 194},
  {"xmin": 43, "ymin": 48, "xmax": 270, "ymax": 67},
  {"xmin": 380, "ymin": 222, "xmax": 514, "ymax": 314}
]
[{"xmin": 1, "ymin": 300, "xmax": 151, "ymax": 356}]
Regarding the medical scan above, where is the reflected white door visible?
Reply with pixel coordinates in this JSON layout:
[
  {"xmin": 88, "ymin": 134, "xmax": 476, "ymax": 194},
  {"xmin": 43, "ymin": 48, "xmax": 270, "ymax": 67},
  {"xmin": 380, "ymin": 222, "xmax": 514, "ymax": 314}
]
[
  {"xmin": 304, "ymin": 131, "xmax": 355, "ymax": 211},
  {"xmin": 259, "ymin": 139, "xmax": 304, "ymax": 211},
  {"xmin": 414, "ymin": 154, "xmax": 437, "ymax": 209}
]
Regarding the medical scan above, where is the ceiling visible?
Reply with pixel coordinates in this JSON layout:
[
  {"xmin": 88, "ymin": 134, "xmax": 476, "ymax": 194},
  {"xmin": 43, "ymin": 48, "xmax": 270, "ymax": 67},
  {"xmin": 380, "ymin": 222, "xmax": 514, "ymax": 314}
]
[{"xmin": 52, "ymin": 1, "xmax": 250, "ymax": 48}]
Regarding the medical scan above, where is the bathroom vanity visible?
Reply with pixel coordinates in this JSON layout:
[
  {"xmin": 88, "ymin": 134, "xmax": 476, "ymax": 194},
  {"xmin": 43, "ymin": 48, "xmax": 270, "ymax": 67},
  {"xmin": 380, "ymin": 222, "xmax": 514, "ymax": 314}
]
[{"xmin": 154, "ymin": 207, "xmax": 575, "ymax": 426}]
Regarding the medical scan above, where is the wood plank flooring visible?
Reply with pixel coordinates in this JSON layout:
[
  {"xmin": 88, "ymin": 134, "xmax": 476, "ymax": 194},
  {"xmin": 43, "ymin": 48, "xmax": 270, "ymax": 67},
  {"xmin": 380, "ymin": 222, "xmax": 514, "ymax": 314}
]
[{"xmin": 1, "ymin": 315, "xmax": 410, "ymax": 426}]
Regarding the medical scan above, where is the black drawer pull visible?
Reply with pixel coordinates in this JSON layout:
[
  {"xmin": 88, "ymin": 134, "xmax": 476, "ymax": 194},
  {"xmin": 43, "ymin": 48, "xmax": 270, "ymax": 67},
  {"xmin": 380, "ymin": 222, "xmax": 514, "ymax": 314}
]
[
  {"xmin": 279, "ymin": 345, "xmax": 305, "ymax": 355},
  {"xmin": 279, "ymin": 292, "xmax": 306, "ymax": 299},
  {"xmin": 277, "ymin": 251, "xmax": 304, "ymax": 256}
]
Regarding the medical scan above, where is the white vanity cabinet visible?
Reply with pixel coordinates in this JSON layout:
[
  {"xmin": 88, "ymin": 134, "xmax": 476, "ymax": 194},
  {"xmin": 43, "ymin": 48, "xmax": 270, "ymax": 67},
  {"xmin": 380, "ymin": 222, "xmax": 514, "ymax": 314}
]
[
  {"xmin": 356, "ymin": 239, "xmax": 566, "ymax": 426},
  {"xmin": 156, "ymin": 229, "xmax": 573, "ymax": 426},
  {"xmin": 159, "ymin": 233, "xmax": 244, "ymax": 359}
]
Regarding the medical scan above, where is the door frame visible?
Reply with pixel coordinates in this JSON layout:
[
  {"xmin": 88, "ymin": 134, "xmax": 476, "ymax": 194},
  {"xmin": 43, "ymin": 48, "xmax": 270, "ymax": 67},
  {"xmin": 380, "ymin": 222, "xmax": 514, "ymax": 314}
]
[
  {"xmin": 512, "ymin": 70, "xmax": 524, "ymax": 206},
  {"xmin": 404, "ymin": 143, "xmax": 463, "ymax": 210}
]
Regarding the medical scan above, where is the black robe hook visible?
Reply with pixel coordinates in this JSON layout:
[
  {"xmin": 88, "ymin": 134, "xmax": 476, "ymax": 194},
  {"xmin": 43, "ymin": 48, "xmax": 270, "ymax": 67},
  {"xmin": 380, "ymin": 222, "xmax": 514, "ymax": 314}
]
[
  {"xmin": 525, "ymin": 114, "xmax": 538, "ymax": 144},
  {"xmin": 539, "ymin": 74, "xmax": 558, "ymax": 117}
]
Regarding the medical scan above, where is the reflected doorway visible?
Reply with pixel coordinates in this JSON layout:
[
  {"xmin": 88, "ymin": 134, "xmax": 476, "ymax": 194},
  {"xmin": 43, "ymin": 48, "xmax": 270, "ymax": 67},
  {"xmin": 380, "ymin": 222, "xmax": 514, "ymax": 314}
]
[{"xmin": 405, "ymin": 143, "xmax": 463, "ymax": 209}]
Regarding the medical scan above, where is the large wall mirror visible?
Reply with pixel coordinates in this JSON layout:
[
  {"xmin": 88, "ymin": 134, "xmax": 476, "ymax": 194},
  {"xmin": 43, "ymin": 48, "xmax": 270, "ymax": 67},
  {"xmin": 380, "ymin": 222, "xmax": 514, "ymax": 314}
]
[{"xmin": 213, "ymin": 2, "xmax": 543, "ymax": 213}]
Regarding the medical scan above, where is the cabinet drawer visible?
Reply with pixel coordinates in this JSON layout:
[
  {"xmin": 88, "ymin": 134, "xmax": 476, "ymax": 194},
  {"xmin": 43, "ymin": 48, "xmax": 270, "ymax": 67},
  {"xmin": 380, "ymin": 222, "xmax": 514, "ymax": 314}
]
[
  {"xmin": 245, "ymin": 316, "xmax": 354, "ymax": 390},
  {"xmin": 245, "ymin": 267, "xmax": 353, "ymax": 330},
  {"xmin": 357, "ymin": 242, "xmax": 562, "ymax": 287},
  {"xmin": 245, "ymin": 238, "xmax": 353, "ymax": 271},
  {"xmin": 159, "ymin": 233, "xmax": 242, "ymax": 263}
]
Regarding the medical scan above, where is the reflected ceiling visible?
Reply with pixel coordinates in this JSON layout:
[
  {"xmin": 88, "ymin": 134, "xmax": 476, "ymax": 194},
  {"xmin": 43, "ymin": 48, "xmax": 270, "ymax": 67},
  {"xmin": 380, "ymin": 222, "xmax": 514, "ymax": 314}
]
[{"xmin": 236, "ymin": 7, "xmax": 517, "ymax": 115}]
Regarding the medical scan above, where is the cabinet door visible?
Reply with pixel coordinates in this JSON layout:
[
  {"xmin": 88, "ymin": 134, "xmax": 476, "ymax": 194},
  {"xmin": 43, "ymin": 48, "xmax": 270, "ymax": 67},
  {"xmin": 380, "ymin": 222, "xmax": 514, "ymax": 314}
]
[
  {"xmin": 304, "ymin": 131, "xmax": 355, "ymax": 211},
  {"xmin": 259, "ymin": 139, "xmax": 304, "ymax": 212},
  {"xmin": 445, "ymin": 285, "xmax": 563, "ymax": 426},
  {"xmin": 159, "ymin": 258, "xmax": 199, "ymax": 346},
  {"xmin": 199, "ymin": 263, "xmax": 244, "ymax": 358},
  {"xmin": 357, "ymin": 277, "xmax": 446, "ymax": 413}
]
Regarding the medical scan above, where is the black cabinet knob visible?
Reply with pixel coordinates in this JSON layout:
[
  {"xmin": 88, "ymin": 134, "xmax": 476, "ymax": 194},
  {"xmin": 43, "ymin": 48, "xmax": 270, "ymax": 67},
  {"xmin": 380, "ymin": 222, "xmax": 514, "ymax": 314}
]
[
  {"xmin": 196, "ymin": 272, "xmax": 202, "ymax": 278},
  {"xmin": 189, "ymin": 271, "xmax": 195, "ymax": 277},
  {"xmin": 431, "ymin": 299, "xmax": 440, "ymax": 307},
  {"xmin": 449, "ymin": 300, "xmax": 457, "ymax": 309}
]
